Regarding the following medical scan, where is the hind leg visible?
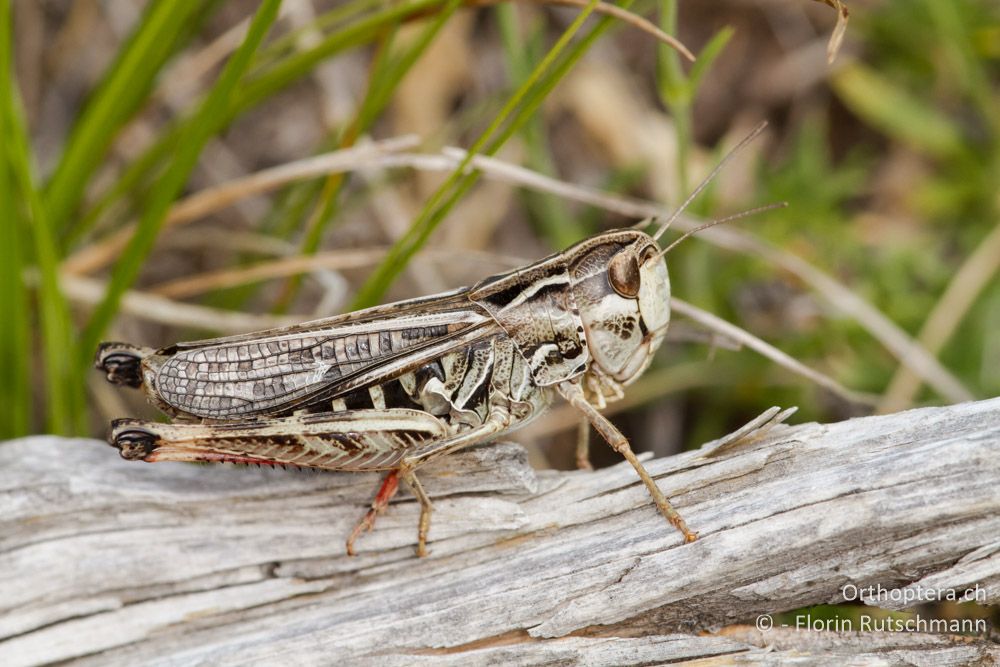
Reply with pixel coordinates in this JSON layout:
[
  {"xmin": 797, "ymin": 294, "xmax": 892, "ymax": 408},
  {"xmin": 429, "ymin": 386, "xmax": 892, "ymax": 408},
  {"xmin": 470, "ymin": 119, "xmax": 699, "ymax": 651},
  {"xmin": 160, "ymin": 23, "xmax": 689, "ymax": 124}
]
[
  {"xmin": 346, "ymin": 470, "xmax": 401, "ymax": 556},
  {"xmin": 344, "ymin": 468, "xmax": 434, "ymax": 557},
  {"xmin": 95, "ymin": 342, "xmax": 153, "ymax": 387}
]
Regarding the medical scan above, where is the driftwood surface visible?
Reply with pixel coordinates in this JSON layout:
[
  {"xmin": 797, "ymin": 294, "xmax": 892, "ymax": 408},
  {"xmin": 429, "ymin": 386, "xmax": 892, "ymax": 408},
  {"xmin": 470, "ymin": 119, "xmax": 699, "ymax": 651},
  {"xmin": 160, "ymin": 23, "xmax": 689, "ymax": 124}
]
[{"xmin": 2, "ymin": 399, "xmax": 999, "ymax": 665}]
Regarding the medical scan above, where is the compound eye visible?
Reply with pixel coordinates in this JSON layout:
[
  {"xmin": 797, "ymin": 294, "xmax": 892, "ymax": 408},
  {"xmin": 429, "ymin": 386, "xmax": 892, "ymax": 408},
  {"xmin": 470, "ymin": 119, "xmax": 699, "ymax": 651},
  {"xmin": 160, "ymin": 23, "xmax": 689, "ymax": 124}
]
[{"xmin": 608, "ymin": 250, "xmax": 641, "ymax": 298}]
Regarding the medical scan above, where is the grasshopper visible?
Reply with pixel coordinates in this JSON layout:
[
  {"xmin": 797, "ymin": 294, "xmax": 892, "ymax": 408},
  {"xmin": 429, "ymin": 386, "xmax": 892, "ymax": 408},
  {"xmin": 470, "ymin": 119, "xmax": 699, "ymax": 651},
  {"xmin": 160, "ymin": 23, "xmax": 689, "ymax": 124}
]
[{"xmin": 96, "ymin": 125, "xmax": 771, "ymax": 557}]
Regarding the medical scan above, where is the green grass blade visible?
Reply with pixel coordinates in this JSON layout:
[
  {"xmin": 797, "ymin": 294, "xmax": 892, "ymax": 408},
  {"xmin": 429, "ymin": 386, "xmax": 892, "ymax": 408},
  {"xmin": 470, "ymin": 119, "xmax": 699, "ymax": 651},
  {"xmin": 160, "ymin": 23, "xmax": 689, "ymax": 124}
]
[
  {"xmin": 686, "ymin": 25, "xmax": 733, "ymax": 94},
  {"xmin": 237, "ymin": 0, "xmax": 442, "ymax": 112},
  {"xmin": 656, "ymin": 0, "xmax": 686, "ymax": 102},
  {"xmin": 2, "ymin": 31, "xmax": 82, "ymax": 433},
  {"xmin": 254, "ymin": 0, "xmax": 384, "ymax": 69},
  {"xmin": 0, "ymin": 0, "xmax": 31, "ymax": 436},
  {"xmin": 43, "ymin": 0, "xmax": 211, "ymax": 237},
  {"xmin": 274, "ymin": 1, "xmax": 462, "ymax": 310},
  {"xmin": 497, "ymin": 3, "xmax": 581, "ymax": 248},
  {"xmin": 270, "ymin": 29, "xmax": 402, "ymax": 312},
  {"xmin": 487, "ymin": 0, "xmax": 636, "ymax": 160},
  {"xmin": 366, "ymin": 0, "xmax": 461, "ymax": 121},
  {"xmin": 282, "ymin": 0, "xmax": 463, "ymax": 304},
  {"xmin": 77, "ymin": 0, "xmax": 284, "ymax": 368},
  {"xmin": 350, "ymin": 0, "xmax": 604, "ymax": 310},
  {"xmin": 77, "ymin": 0, "xmax": 448, "ymax": 246},
  {"xmin": 0, "ymin": 160, "xmax": 30, "ymax": 437},
  {"xmin": 414, "ymin": 3, "xmax": 634, "ymax": 231},
  {"xmin": 294, "ymin": 22, "xmax": 404, "ymax": 259}
]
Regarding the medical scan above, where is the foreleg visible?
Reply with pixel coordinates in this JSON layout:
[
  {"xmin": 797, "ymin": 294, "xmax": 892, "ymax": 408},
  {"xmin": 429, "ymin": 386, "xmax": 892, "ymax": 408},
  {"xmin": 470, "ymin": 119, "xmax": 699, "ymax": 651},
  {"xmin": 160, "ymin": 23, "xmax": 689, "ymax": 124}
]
[{"xmin": 558, "ymin": 381, "xmax": 697, "ymax": 543}]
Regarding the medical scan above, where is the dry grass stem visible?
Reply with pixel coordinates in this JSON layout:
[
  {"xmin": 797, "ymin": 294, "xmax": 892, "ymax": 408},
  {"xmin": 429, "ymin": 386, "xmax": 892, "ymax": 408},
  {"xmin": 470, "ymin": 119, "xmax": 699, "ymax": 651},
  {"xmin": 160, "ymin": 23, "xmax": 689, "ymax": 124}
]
[
  {"xmin": 148, "ymin": 247, "xmax": 526, "ymax": 299},
  {"xmin": 161, "ymin": 228, "xmax": 297, "ymax": 256},
  {"xmin": 879, "ymin": 219, "xmax": 1000, "ymax": 413},
  {"xmin": 61, "ymin": 136, "xmax": 421, "ymax": 276},
  {"xmin": 691, "ymin": 225, "xmax": 974, "ymax": 405},
  {"xmin": 150, "ymin": 248, "xmax": 386, "ymax": 299},
  {"xmin": 815, "ymin": 0, "xmax": 850, "ymax": 64},
  {"xmin": 670, "ymin": 297, "xmax": 876, "ymax": 406},
  {"xmin": 61, "ymin": 275, "xmax": 301, "ymax": 333}
]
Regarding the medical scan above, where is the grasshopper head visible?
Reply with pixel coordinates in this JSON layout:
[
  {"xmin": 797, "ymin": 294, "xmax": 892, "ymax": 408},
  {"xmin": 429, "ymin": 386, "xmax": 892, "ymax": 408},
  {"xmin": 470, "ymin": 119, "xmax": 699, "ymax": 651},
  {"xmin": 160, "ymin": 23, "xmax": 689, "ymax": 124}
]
[
  {"xmin": 569, "ymin": 230, "xmax": 670, "ymax": 387},
  {"xmin": 573, "ymin": 120, "xmax": 774, "ymax": 387}
]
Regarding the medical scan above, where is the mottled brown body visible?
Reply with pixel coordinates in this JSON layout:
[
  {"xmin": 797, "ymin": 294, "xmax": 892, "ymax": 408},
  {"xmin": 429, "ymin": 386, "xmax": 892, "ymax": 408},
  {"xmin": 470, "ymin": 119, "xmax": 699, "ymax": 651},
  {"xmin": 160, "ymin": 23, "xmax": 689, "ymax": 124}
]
[{"xmin": 97, "ymin": 228, "xmax": 693, "ymax": 556}]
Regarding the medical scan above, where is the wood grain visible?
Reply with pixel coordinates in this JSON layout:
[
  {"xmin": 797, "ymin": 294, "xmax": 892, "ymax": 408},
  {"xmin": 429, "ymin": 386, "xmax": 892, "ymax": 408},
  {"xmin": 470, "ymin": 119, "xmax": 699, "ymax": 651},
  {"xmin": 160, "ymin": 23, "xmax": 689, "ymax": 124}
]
[{"xmin": 2, "ymin": 399, "xmax": 998, "ymax": 665}]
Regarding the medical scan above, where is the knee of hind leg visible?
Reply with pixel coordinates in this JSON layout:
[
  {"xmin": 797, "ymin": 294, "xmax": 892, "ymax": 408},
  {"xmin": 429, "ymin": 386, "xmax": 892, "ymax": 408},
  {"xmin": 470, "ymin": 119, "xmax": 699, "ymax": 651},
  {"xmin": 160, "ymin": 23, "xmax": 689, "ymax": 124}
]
[{"xmin": 95, "ymin": 342, "xmax": 152, "ymax": 388}]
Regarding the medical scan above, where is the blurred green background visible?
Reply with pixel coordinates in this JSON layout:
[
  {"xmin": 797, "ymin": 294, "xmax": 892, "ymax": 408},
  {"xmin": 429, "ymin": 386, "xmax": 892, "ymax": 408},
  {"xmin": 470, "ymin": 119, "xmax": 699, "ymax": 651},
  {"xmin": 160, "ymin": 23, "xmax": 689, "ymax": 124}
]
[{"xmin": 1, "ymin": 0, "xmax": 997, "ymax": 462}]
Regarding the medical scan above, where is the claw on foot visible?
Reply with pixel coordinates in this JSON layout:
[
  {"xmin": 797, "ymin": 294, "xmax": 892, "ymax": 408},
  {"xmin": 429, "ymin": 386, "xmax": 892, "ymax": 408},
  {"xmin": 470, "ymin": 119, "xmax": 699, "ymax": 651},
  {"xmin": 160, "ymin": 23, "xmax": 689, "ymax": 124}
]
[{"xmin": 345, "ymin": 511, "xmax": 378, "ymax": 556}]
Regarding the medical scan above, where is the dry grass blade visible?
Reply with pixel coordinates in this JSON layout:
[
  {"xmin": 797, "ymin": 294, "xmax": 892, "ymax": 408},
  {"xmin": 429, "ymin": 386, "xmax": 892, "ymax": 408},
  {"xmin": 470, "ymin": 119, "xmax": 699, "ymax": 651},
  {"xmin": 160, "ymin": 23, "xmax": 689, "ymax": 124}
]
[
  {"xmin": 149, "ymin": 248, "xmax": 385, "ymax": 299},
  {"xmin": 162, "ymin": 228, "xmax": 297, "ymax": 256},
  {"xmin": 814, "ymin": 0, "xmax": 850, "ymax": 64},
  {"xmin": 61, "ymin": 274, "xmax": 300, "ymax": 333},
  {"xmin": 693, "ymin": 225, "xmax": 973, "ymax": 405},
  {"xmin": 148, "ymin": 247, "xmax": 525, "ymax": 299},
  {"xmin": 879, "ymin": 219, "xmax": 1000, "ymax": 413},
  {"xmin": 61, "ymin": 136, "xmax": 421, "ymax": 276},
  {"xmin": 670, "ymin": 297, "xmax": 876, "ymax": 406},
  {"xmin": 542, "ymin": 0, "xmax": 692, "ymax": 61},
  {"xmin": 155, "ymin": 15, "xmax": 251, "ymax": 109}
]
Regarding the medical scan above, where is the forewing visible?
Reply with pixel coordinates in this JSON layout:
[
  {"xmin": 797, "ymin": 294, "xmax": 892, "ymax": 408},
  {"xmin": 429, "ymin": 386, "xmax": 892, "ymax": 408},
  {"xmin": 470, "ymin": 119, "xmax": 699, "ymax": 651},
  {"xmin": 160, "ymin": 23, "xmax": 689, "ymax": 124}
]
[
  {"xmin": 151, "ymin": 291, "xmax": 498, "ymax": 419},
  {"xmin": 171, "ymin": 286, "xmax": 473, "ymax": 348}
]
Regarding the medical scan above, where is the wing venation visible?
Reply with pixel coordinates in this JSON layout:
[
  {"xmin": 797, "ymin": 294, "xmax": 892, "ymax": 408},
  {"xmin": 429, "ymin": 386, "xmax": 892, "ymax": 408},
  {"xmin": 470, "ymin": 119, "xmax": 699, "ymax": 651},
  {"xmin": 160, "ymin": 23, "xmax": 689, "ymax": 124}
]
[{"xmin": 153, "ymin": 306, "xmax": 495, "ymax": 419}]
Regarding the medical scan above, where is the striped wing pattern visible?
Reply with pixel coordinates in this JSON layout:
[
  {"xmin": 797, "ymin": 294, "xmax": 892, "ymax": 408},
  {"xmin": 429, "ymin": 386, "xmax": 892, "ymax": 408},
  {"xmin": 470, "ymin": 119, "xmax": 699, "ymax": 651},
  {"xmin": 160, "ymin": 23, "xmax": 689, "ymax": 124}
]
[
  {"xmin": 153, "ymin": 303, "xmax": 494, "ymax": 419},
  {"xmin": 120, "ymin": 409, "xmax": 449, "ymax": 472}
]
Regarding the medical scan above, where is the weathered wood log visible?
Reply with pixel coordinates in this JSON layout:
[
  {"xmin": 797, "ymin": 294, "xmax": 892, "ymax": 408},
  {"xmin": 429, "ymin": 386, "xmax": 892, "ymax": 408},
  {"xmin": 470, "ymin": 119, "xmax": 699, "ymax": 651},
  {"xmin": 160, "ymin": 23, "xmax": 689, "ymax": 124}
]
[{"xmin": 2, "ymin": 399, "xmax": 998, "ymax": 665}]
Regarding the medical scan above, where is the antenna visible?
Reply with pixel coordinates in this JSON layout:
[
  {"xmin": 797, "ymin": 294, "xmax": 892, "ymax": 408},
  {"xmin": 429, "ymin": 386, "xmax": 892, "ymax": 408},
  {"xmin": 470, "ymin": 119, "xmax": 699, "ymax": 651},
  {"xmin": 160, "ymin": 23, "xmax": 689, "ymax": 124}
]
[
  {"xmin": 655, "ymin": 202, "xmax": 787, "ymax": 259},
  {"xmin": 652, "ymin": 120, "xmax": 769, "ymax": 243}
]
